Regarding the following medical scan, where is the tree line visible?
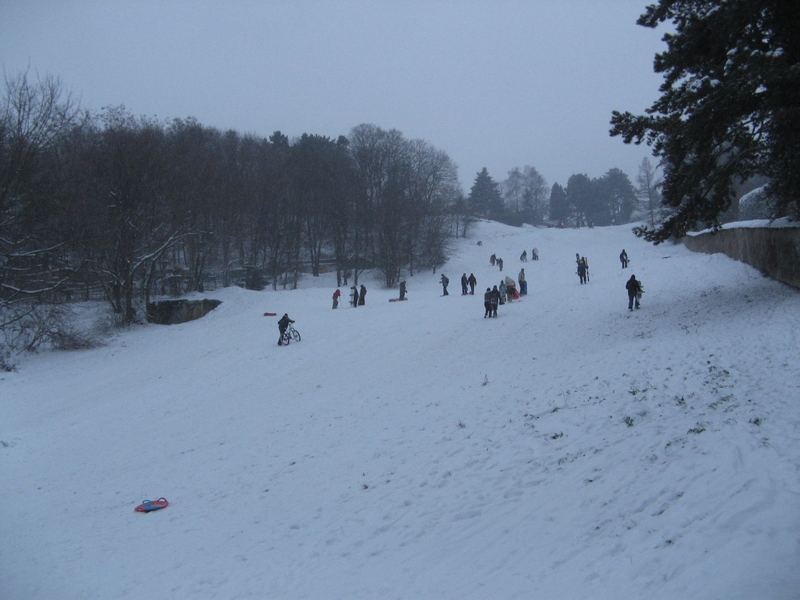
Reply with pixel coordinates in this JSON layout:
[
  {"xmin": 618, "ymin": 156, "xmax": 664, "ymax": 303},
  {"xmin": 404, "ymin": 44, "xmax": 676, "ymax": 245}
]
[
  {"xmin": 468, "ymin": 163, "xmax": 645, "ymax": 229},
  {"xmin": 1, "ymin": 72, "xmax": 465, "ymax": 351}
]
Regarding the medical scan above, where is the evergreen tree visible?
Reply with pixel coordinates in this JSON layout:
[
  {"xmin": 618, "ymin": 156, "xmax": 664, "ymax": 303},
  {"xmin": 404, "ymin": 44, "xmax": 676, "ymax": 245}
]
[
  {"xmin": 549, "ymin": 182, "xmax": 568, "ymax": 224},
  {"xmin": 468, "ymin": 168, "xmax": 503, "ymax": 218},
  {"xmin": 597, "ymin": 168, "xmax": 638, "ymax": 225},
  {"xmin": 610, "ymin": 0, "xmax": 800, "ymax": 243},
  {"xmin": 565, "ymin": 174, "xmax": 593, "ymax": 227}
]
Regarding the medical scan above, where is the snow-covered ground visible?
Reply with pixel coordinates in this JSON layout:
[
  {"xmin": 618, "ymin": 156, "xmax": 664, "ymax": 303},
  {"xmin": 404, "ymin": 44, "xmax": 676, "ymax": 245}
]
[{"xmin": 2, "ymin": 221, "xmax": 799, "ymax": 600}]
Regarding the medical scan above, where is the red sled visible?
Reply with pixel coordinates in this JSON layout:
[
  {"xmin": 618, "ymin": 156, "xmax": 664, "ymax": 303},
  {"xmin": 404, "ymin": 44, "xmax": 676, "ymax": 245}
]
[
  {"xmin": 135, "ymin": 497, "xmax": 169, "ymax": 512},
  {"xmin": 263, "ymin": 312, "xmax": 277, "ymax": 317}
]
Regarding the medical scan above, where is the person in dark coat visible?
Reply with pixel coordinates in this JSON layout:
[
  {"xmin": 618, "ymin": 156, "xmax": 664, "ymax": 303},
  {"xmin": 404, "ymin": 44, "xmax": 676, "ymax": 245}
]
[
  {"xmin": 490, "ymin": 254, "xmax": 496, "ymax": 266},
  {"xmin": 461, "ymin": 273, "xmax": 469, "ymax": 295},
  {"xmin": 626, "ymin": 275, "xmax": 642, "ymax": 310},
  {"xmin": 489, "ymin": 285, "xmax": 500, "ymax": 317},
  {"xmin": 483, "ymin": 287, "xmax": 492, "ymax": 318},
  {"xmin": 518, "ymin": 268, "xmax": 527, "ymax": 295},
  {"xmin": 358, "ymin": 284, "xmax": 367, "ymax": 306},
  {"xmin": 277, "ymin": 313, "xmax": 294, "ymax": 345},
  {"xmin": 399, "ymin": 280, "xmax": 407, "ymax": 300},
  {"xmin": 577, "ymin": 258, "xmax": 587, "ymax": 284},
  {"xmin": 520, "ymin": 250, "xmax": 527, "ymax": 262},
  {"xmin": 332, "ymin": 288, "xmax": 341, "ymax": 309},
  {"xmin": 468, "ymin": 273, "xmax": 477, "ymax": 295},
  {"xmin": 620, "ymin": 249, "xmax": 629, "ymax": 268},
  {"xmin": 440, "ymin": 274, "xmax": 449, "ymax": 295},
  {"xmin": 497, "ymin": 257, "xmax": 504, "ymax": 271}
]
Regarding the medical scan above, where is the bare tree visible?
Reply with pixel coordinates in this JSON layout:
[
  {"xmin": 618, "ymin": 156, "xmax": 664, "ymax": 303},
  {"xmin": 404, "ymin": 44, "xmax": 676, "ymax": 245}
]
[
  {"xmin": 0, "ymin": 70, "xmax": 83, "ymax": 353},
  {"xmin": 636, "ymin": 156, "xmax": 662, "ymax": 227}
]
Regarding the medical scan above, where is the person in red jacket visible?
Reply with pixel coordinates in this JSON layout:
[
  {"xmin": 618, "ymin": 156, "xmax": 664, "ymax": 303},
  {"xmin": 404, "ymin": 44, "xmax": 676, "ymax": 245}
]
[{"xmin": 332, "ymin": 288, "xmax": 341, "ymax": 309}]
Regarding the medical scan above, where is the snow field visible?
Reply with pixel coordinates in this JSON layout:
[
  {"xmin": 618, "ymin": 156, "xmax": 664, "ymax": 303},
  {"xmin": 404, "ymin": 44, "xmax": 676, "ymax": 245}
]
[{"xmin": 2, "ymin": 221, "xmax": 799, "ymax": 599}]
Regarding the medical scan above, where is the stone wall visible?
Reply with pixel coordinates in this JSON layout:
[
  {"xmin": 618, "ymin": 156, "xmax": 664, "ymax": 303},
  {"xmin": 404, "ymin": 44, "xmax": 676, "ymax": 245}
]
[
  {"xmin": 682, "ymin": 225, "xmax": 800, "ymax": 290},
  {"xmin": 146, "ymin": 299, "xmax": 222, "ymax": 325}
]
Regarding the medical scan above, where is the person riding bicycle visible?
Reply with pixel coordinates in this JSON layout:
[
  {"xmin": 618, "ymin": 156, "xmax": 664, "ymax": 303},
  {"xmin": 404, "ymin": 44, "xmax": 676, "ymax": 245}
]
[{"xmin": 277, "ymin": 313, "xmax": 295, "ymax": 345}]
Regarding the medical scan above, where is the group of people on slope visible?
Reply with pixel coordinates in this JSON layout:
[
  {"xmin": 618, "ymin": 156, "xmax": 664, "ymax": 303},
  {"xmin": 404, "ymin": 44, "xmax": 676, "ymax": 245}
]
[
  {"xmin": 331, "ymin": 284, "xmax": 367, "ymax": 309},
  {"xmin": 284, "ymin": 246, "xmax": 645, "ymax": 346}
]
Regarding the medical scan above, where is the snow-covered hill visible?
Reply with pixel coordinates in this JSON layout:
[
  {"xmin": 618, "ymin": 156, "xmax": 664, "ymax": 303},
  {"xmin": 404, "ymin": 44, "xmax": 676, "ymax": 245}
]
[{"xmin": 2, "ymin": 221, "xmax": 799, "ymax": 599}]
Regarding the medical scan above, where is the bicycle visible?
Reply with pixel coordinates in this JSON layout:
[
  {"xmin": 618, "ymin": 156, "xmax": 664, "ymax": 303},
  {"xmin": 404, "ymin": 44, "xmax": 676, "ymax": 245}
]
[{"xmin": 280, "ymin": 324, "xmax": 302, "ymax": 345}]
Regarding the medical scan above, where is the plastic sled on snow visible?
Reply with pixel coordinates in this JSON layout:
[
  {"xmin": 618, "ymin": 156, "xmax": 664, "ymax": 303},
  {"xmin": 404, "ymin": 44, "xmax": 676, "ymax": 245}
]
[{"xmin": 135, "ymin": 497, "xmax": 169, "ymax": 512}]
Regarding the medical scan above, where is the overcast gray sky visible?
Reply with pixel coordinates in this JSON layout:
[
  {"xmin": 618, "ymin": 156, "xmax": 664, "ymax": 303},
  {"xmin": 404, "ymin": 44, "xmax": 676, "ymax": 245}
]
[{"xmin": 1, "ymin": 1, "xmax": 666, "ymax": 191}]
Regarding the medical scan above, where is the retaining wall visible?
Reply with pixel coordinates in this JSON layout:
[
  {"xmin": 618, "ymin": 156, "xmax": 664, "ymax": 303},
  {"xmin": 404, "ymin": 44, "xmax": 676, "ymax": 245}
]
[
  {"xmin": 146, "ymin": 299, "xmax": 222, "ymax": 325},
  {"xmin": 682, "ymin": 225, "xmax": 800, "ymax": 290}
]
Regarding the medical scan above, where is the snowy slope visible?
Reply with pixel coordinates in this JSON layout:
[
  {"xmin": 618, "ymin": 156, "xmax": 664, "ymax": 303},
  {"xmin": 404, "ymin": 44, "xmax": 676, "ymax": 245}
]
[{"xmin": 2, "ymin": 221, "xmax": 799, "ymax": 600}]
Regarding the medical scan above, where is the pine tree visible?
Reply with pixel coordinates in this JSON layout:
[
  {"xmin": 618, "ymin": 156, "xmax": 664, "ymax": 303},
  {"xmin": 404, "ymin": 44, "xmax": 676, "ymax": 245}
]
[
  {"xmin": 610, "ymin": 0, "xmax": 800, "ymax": 243},
  {"xmin": 549, "ymin": 182, "xmax": 568, "ymax": 224},
  {"xmin": 469, "ymin": 168, "xmax": 503, "ymax": 218}
]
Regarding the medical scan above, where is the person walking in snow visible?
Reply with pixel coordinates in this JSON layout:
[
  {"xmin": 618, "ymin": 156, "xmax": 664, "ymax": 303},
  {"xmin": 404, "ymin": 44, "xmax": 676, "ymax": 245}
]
[
  {"xmin": 497, "ymin": 257, "xmax": 504, "ymax": 271},
  {"xmin": 489, "ymin": 285, "xmax": 500, "ymax": 317},
  {"xmin": 518, "ymin": 268, "xmax": 527, "ymax": 296},
  {"xmin": 520, "ymin": 250, "xmax": 527, "ymax": 262},
  {"xmin": 620, "ymin": 249, "xmax": 629, "ymax": 269},
  {"xmin": 626, "ymin": 275, "xmax": 642, "ymax": 310},
  {"xmin": 483, "ymin": 287, "xmax": 492, "ymax": 318},
  {"xmin": 399, "ymin": 280, "xmax": 407, "ymax": 301},
  {"xmin": 358, "ymin": 284, "xmax": 367, "ymax": 306},
  {"xmin": 532, "ymin": 247, "xmax": 538, "ymax": 260},
  {"xmin": 277, "ymin": 313, "xmax": 295, "ymax": 345},
  {"xmin": 440, "ymin": 274, "xmax": 449, "ymax": 295},
  {"xmin": 498, "ymin": 279, "xmax": 507, "ymax": 304},
  {"xmin": 490, "ymin": 254, "xmax": 496, "ymax": 266},
  {"xmin": 461, "ymin": 273, "xmax": 469, "ymax": 295},
  {"xmin": 332, "ymin": 288, "xmax": 341, "ymax": 309},
  {"xmin": 468, "ymin": 273, "xmax": 477, "ymax": 295},
  {"xmin": 577, "ymin": 257, "xmax": 587, "ymax": 284}
]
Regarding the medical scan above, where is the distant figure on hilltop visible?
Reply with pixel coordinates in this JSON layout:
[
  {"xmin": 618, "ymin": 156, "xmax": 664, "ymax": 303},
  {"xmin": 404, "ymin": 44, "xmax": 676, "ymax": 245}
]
[
  {"xmin": 468, "ymin": 273, "xmax": 477, "ymax": 295},
  {"xmin": 359, "ymin": 284, "xmax": 367, "ymax": 306},
  {"xmin": 497, "ymin": 257, "xmax": 504, "ymax": 271},
  {"xmin": 620, "ymin": 249, "xmax": 629, "ymax": 269}
]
